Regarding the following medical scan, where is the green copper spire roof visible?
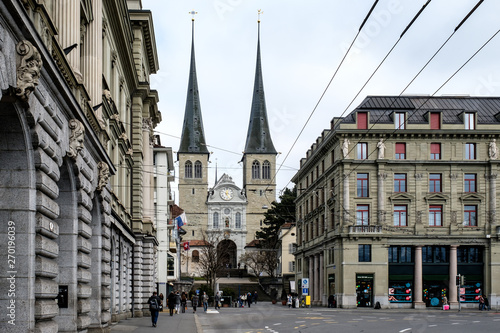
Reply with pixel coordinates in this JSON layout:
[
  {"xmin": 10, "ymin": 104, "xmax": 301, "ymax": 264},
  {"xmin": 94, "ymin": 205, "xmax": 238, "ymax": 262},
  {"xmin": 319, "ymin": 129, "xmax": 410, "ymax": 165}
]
[
  {"xmin": 243, "ymin": 20, "xmax": 277, "ymax": 155},
  {"xmin": 178, "ymin": 18, "xmax": 209, "ymax": 156}
]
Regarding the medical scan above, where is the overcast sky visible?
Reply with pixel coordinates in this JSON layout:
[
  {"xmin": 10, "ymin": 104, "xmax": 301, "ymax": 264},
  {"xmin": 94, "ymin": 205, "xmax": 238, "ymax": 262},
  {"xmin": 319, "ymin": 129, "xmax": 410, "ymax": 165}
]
[{"xmin": 143, "ymin": 0, "xmax": 500, "ymax": 203}]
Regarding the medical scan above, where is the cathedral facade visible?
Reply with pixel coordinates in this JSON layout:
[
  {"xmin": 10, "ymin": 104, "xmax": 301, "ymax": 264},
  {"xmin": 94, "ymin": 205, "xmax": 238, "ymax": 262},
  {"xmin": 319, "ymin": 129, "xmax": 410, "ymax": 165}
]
[{"xmin": 177, "ymin": 18, "xmax": 277, "ymax": 276}]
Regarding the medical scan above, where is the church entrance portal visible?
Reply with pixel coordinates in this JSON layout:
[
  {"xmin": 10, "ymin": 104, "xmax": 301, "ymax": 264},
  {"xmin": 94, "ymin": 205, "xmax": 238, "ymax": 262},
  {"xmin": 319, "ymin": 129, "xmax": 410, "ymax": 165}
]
[{"xmin": 218, "ymin": 240, "xmax": 237, "ymax": 268}]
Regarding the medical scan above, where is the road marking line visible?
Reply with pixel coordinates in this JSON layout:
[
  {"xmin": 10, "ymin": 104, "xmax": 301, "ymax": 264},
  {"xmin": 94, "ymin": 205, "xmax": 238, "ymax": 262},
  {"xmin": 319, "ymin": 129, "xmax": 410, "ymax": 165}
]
[
  {"xmin": 473, "ymin": 321, "xmax": 480, "ymax": 323},
  {"xmin": 399, "ymin": 328, "xmax": 411, "ymax": 332},
  {"xmin": 273, "ymin": 323, "xmax": 281, "ymax": 326},
  {"xmin": 429, "ymin": 325, "xmax": 437, "ymax": 327}
]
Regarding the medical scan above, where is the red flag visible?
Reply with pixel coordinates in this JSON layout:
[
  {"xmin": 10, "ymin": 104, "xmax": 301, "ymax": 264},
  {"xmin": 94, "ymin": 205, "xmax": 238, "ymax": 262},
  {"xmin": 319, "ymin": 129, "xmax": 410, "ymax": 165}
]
[{"xmin": 183, "ymin": 241, "xmax": 190, "ymax": 251}]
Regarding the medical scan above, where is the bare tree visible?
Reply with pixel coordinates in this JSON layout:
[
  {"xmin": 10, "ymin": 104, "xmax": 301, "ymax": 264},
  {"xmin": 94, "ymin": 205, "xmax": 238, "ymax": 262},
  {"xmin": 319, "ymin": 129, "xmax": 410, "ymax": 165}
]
[
  {"xmin": 196, "ymin": 230, "xmax": 231, "ymax": 291},
  {"xmin": 239, "ymin": 251, "xmax": 265, "ymax": 277}
]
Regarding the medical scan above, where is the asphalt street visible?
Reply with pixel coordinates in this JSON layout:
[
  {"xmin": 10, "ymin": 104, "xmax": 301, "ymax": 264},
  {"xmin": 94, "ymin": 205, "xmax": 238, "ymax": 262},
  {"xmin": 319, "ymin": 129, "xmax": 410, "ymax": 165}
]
[{"xmin": 111, "ymin": 303, "xmax": 500, "ymax": 333}]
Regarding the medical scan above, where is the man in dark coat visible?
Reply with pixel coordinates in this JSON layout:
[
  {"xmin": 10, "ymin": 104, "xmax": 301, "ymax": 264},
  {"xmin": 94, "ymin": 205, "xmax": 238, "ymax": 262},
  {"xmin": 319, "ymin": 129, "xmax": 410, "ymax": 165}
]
[
  {"xmin": 167, "ymin": 291, "xmax": 177, "ymax": 316},
  {"xmin": 148, "ymin": 291, "xmax": 162, "ymax": 327}
]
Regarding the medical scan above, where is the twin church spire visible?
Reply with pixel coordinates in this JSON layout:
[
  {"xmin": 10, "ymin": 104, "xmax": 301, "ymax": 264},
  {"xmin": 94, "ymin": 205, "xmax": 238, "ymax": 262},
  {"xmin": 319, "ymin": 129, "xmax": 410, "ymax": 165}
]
[{"xmin": 178, "ymin": 12, "xmax": 276, "ymax": 159}]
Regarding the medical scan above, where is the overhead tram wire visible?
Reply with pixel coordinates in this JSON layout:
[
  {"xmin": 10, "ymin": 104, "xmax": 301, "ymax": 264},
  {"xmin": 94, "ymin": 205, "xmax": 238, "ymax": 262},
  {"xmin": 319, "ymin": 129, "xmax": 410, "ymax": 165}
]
[
  {"xmin": 279, "ymin": 0, "xmax": 432, "ymax": 192},
  {"xmin": 261, "ymin": 0, "xmax": 381, "ymax": 198},
  {"xmin": 340, "ymin": 0, "xmax": 486, "ymax": 163}
]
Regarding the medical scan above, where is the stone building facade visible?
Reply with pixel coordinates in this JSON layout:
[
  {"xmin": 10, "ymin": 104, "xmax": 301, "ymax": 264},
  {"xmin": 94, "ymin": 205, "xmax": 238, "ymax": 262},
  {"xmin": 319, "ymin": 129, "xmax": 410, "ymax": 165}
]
[
  {"xmin": 0, "ymin": 1, "xmax": 160, "ymax": 331},
  {"xmin": 293, "ymin": 96, "xmax": 500, "ymax": 310},
  {"xmin": 177, "ymin": 19, "xmax": 277, "ymax": 275}
]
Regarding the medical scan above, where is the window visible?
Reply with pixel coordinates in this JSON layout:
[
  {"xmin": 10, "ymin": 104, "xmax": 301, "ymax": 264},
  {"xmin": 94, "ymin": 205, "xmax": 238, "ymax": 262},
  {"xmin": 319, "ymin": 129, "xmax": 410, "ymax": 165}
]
[
  {"xmin": 328, "ymin": 247, "xmax": 335, "ymax": 265},
  {"xmin": 429, "ymin": 205, "xmax": 442, "ymax": 226},
  {"xmin": 357, "ymin": 143, "xmax": 368, "ymax": 159},
  {"xmin": 464, "ymin": 174, "xmax": 476, "ymax": 192},
  {"xmin": 388, "ymin": 246, "xmax": 413, "ymax": 263},
  {"xmin": 464, "ymin": 205, "xmax": 477, "ymax": 226},
  {"xmin": 393, "ymin": 205, "xmax": 407, "ymax": 226},
  {"xmin": 465, "ymin": 112, "xmax": 475, "ymax": 129},
  {"xmin": 357, "ymin": 173, "xmax": 369, "ymax": 197},
  {"xmin": 194, "ymin": 160, "xmax": 202, "ymax": 178},
  {"xmin": 465, "ymin": 143, "xmax": 476, "ymax": 160},
  {"xmin": 395, "ymin": 112, "xmax": 406, "ymax": 129},
  {"xmin": 357, "ymin": 112, "xmax": 368, "ymax": 129},
  {"xmin": 430, "ymin": 112, "xmax": 440, "ymax": 129},
  {"xmin": 395, "ymin": 143, "xmax": 406, "ymax": 159},
  {"xmin": 429, "ymin": 174, "xmax": 441, "ymax": 192},
  {"xmin": 235, "ymin": 212, "xmax": 242, "ymax": 229},
  {"xmin": 167, "ymin": 254, "xmax": 175, "ymax": 275},
  {"xmin": 422, "ymin": 246, "xmax": 448, "ymax": 263},
  {"xmin": 262, "ymin": 160, "xmax": 271, "ymax": 179},
  {"xmin": 289, "ymin": 261, "xmax": 296, "ymax": 272},
  {"xmin": 394, "ymin": 174, "xmax": 407, "ymax": 192},
  {"xmin": 358, "ymin": 245, "xmax": 371, "ymax": 262},
  {"xmin": 185, "ymin": 160, "xmax": 193, "ymax": 178},
  {"xmin": 213, "ymin": 212, "xmax": 219, "ymax": 229},
  {"xmin": 252, "ymin": 160, "xmax": 260, "ymax": 179},
  {"xmin": 430, "ymin": 143, "xmax": 441, "ymax": 160},
  {"xmin": 356, "ymin": 205, "xmax": 369, "ymax": 226},
  {"xmin": 458, "ymin": 246, "xmax": 483, "ymax": 263},
  {"xmin": 192, "ymin": 250, "xmax": 199, "ymax": 263}
]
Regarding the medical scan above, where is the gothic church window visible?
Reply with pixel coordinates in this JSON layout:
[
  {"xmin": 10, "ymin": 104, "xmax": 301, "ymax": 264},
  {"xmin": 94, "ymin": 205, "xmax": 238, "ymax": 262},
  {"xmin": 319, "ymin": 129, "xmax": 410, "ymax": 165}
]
[
  {"xmin": 213, "ymin": 212, "xmax": 219, "ymax": 229},
  {"xmin": 252, "ymin": 160, "xmax": 260, "ymax": 179},
  {"xmin": 235, "ymin": 212, "xmax": 241, "ymax": 229},
  {"xmin": 194, "ymin": 160, "xmax": 202, "ymax": 178},
  {"xmin": 262, "ymin": 160, "xmax": 271, "ymax": 179},
  {"xmin": 185, "ymin": 160, "xmax": 193, "ymax": 178}
]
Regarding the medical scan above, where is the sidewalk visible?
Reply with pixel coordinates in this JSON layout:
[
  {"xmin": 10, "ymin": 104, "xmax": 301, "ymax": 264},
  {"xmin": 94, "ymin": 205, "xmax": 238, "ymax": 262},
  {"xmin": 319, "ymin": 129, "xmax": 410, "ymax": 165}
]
[{"xmin": 110, "ymin": 310, "xmax": 200, "ymax": 333}]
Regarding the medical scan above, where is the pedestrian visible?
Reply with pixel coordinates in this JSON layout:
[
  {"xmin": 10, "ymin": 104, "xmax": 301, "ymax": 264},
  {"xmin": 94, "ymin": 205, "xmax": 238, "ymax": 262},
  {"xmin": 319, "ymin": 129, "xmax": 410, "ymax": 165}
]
[
  {"xmin": 181, "ymin": 292, "xmax": 187, "ymax": 313},
  {"xmin": 483, "ymin": 294, "xmax": 490, "ymax": 311},
  {"xmin": 287, "ymin": 294, "xmax": 292, "ymax": 308},
  {"xmin": 478, "ymin": 294, "xmax": 485, "ymax": 310},
  {"xmin": 247, "ymin": 292, "xmax": 252, "ymax": 308},
  {"xmin": 175, "ymin": 291, "xmax": 181, "ymax": 314},
  {"xmin": 167, "ymin": 291, "xmax": 176, "ymax": 316},
  {"xmin": 214, "ymin": 292, "xmax": 221, "ymax": 310},
  {"xmin": 192, "ymin": 293, "xmax": 199, "ymax": 314},
  {"xmin": 148, "ymin": 291, "xmax": 162, "ymax": 327},
  {"xmin": 253, "ymin": 291, "xmax": 258, "ymax": 304},
  {"xmin": 242, "ymin": 293, "xmax": 247, "ymax": 306},
  {"xmin": 159, "ymin": 293, "xmax": 164, "ymax": 312},
  {"xmin": 202, "ymin": 291, "xmax": 209, "ymax": 312},
  {"xmin": 238, "ymin": 295, "xmax": 242, "ymax": 308}
]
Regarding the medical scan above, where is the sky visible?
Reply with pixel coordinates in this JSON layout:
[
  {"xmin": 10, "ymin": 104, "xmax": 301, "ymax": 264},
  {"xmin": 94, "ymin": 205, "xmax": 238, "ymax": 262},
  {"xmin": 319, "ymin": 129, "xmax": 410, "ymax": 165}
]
[{"xmin": 143, "ymin": 0, "xmax": 500, "ymax": 203}]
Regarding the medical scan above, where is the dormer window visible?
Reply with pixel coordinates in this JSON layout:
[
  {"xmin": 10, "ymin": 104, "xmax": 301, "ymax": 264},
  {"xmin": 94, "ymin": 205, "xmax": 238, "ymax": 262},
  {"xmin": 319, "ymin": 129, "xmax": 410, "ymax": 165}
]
[
  {"xmin": 465, "ymin": 112, "xmax": 475, "ymax": 130},
  {"xmin": 395, "ymin": 112, "xmax": 406, "ymax": 130},
  {"xmin": 357, "ymin": 112, "xmax": 368, "ymax": 130}
]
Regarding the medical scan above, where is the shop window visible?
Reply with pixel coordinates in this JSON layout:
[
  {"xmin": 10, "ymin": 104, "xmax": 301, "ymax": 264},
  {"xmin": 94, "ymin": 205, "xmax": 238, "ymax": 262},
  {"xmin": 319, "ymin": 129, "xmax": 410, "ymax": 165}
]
[
  {"xmin": 358, "ymin": 245, "xmax": 371, "ymax": 262},
  {"xmin": 357, "ymin": 173, "xmax": 369, "ymax": 197},
  {"xmin": 464, "ymin": 174, "xmax": 476, "ymax": 193},
  {"xmin": 464, "ymin": 205, "xmax": 477, "ymax": 226},
  {"xmin": 389, "ymin": 246, "xmax": 413, "ymax": 263},
  {"xmin": 394, "ymin": 173, "xmax": 407, "ymax": 192},
  {"xmin": 395, "ymin": 143, "xmax": 406, "ymax": 160},
  {"xmin": 457, "ymin": 246, "xmax": 483, "ymax": 263},
  {"xmin": 429, "ymin": 205, "xmax": 442, "ymax": 226},
  {"xmin": 422, "ymin": 246, "xmax": 449, "ymax": 263}
]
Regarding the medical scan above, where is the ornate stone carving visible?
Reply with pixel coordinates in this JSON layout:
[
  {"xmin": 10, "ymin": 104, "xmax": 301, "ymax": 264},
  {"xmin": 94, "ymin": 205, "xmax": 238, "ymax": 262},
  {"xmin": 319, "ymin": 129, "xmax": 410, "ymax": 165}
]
[
  {"xmin": 449, "ymin": 173, "xmax": 458, "ymax": 181},
  {"xmin": 103, "ymin": 89, "xmax": 112, "ymax": 102},
  {"xmin": 377, "ymin": 138, "xmax": 386, "ymax": 159},
  {"xmin": 97, "ymin": 161, "xmax": 110, "ymax": 191},
  {"xmin": 378, "ymin": 172, "xmax": 387, "ymax": 180},
  {"xmin": 126, "ymin": 148, "xmax": 133, "ymax": 155},
  {"xmin": 485, "ymin": 173, "xmax": 498, "ymax": 181},
  {"xmin": 111, "ymin": 50, "xmax": 117, "ymax": 68},
  {"xmin": 342, "ymin": 138, "xmax": 350, "ymax": 159},
  {"xmin": 416, "ymin": 211, "xmax": 422, "ymax": 224},
  {"xmin": 16, "ymin": 40, "xmax": 42, "ymax": 102},
  {"xmin": 378, "ymin": 210, "xmax": 386, "ymax": 223},
  {"xmin": 488, "ymin": 210, "xmax": 496, "ymax": 224},
  {"xmin": 451, "ymin": 211, "xmax": 457, "ymax": 224},
  {"xmin": 67, "ymin": 119, "xmax": 85, "ymax": 159},
  {"xmin": 414, "ymin": 173, "xmax": 424, "ymax": 181},
  {"xmin": 142, "ymin": 117, "xmax": 152, "ymax": 131},
  {"xmin": 489, "ymin": 139, "xmax": 499, "ymax": 160},
  {"xmin": 119, "ymin": 132, "xmax": 128, "ymax": 141}
]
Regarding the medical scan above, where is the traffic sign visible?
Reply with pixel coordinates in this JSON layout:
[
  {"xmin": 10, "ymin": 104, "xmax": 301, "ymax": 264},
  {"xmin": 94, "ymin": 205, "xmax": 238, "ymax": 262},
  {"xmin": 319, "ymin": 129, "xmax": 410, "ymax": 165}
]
[
  {"xmin": 302, "ymin": 288, "xmax": 309, "ymax": 295},
  {"xmin": 302, "ymin": 278, "xmax": 309, "ymax": 288}
]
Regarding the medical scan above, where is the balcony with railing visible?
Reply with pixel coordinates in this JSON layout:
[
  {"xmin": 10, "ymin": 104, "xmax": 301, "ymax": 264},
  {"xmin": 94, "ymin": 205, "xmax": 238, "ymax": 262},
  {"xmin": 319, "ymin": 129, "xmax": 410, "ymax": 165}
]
[{"xmin": 348, "ymin": 225, "xmax": 383, "ymax": 234}]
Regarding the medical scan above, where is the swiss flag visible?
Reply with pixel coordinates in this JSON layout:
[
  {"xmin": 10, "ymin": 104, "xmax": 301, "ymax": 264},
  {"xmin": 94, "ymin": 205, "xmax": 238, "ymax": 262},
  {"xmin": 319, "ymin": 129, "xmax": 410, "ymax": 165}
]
[{"xmin": 183, "ymin": 241, "xmax": 190, "ymax": 251}]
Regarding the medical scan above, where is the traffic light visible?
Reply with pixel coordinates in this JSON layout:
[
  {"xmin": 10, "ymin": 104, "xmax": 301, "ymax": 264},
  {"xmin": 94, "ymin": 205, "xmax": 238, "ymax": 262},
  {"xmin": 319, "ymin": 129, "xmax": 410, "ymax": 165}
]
[
  {"xmin": 460, "ymin": 275, "xmax": 466, "ymax": 286},
  {"xmin": 456, "ymin": 275, "xmax": 461, "ymax": 286}
]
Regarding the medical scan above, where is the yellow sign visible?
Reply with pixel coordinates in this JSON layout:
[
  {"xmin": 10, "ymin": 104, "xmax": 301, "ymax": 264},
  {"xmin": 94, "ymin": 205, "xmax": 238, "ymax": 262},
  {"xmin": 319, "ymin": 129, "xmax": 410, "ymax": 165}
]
[{"xmin": 306, "ymin": 296, "xmax": 311, "ymax": 306}]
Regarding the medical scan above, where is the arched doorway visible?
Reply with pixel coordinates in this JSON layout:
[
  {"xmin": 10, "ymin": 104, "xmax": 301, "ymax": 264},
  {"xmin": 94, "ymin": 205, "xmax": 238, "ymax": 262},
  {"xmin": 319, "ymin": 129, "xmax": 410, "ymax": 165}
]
[{"xmin": 217, "ymin": 240, "xmax": 237, "ymax": 268}]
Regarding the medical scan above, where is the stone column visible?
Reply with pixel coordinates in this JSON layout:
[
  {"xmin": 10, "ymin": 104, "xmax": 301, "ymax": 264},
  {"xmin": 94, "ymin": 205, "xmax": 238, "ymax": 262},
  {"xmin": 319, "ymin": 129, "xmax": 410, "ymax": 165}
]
[
  {"xmin": 377, "ymin": 172, "xmax": 387, "ymax": 224},
  {"xmin": 343, "ymin": 172, "xmax": 350, "ymax": 224},
  {"xmin": 314, "ymin": 254, "xmax": 319, "ymax": 303},
  {"xmin": 308, "ymin": 256, "xmax": 313, "ymax": 301},
  {"xmin": 82, "ymin": 0, "xmax": 104, "ymax": 128},
  {"xmin": 414, "ymin": 246, "xmax": 425, "ymax": 308},
  {"xmin": 449, "ymin": 245, "xmax": 458, "ymax": 307},
  {"xmin": 320, "ymin": 252, "xmax": 325, "ymax": 305},
  {"xmin": 489, "ymin": 173, "xmax": 497, "ymax": 225},
  {"xmin": 54, "ymin": 0, "xmax": 82, "ymax": 79},
  {"xmin": 142, "ymin": 118, "xmax": 153, "ymax": 224}
]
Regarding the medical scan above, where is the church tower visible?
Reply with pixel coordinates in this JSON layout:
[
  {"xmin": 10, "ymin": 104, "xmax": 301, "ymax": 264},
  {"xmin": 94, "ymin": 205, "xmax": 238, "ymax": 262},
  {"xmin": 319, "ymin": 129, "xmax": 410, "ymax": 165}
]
[
  {"xmin": 178, "ymin": 15, "xmax": 210, "ymax": 240},
  {"xmin": 242, "ymin": 15, "xmax": 277, "ymax": 241}
]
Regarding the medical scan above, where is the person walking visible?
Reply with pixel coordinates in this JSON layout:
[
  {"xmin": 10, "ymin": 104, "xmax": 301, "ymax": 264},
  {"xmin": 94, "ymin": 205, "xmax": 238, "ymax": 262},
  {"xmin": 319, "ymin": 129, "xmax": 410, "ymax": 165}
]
[
  {"xmin": 148, "ymin": 291, "xmax": 162, "ymax": 327},
  {"xmin": 167, "ymin": 291, "xmax": 176, "ymax": 316},
  {"xmin": 478, "ymin": 294, "xmax": 485, "ymax": 310},
  {"xmin": 247, "ymin": 292, "xmax": 253, "ymax": 308},
  {"xmin": 242, "ymin": 293, "xmax": 247, "ymax": 307},
  {"xmin": 253, "ymin": 291, "xmax": 258, "ymax": 304},
  {"xmin": 202, "ymin": 291, "xmax": 209, "ymax": 312},
  {"xmin": 181, "ymin": 292, "xmax": 187, "ymax": 313},
  {"xmin": 175, "ymin": 291, "xmax": 181, "ymax": 314},
  {"xmin": 214, "ymin": 292, "xmax": 221, "ymax": 310},
  {"xmin": 192, "ymin": 293, "xmax": 199, "ymax": 314},
  {"xmin": 159, "ymin": 293, "xmax": 164, "ymax": 312},
  {"xmin": 287, "ymin": 294, "xmax": 293, "ymax": 308},
  {"xmin": 483, "ymin": 295, "xmax": 490, "ymax": 311}
]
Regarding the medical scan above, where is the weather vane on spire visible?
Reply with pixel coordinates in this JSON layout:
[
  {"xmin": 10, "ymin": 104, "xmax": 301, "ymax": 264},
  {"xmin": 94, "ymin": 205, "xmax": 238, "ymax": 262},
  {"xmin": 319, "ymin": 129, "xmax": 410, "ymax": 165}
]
[
  {"xmin": 189, "ymin": 10, "xmax": 197, "ymax": 21},
  {"xmin": 258, "ymin": 9, "xmax": 263, "ymax": 23}
]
